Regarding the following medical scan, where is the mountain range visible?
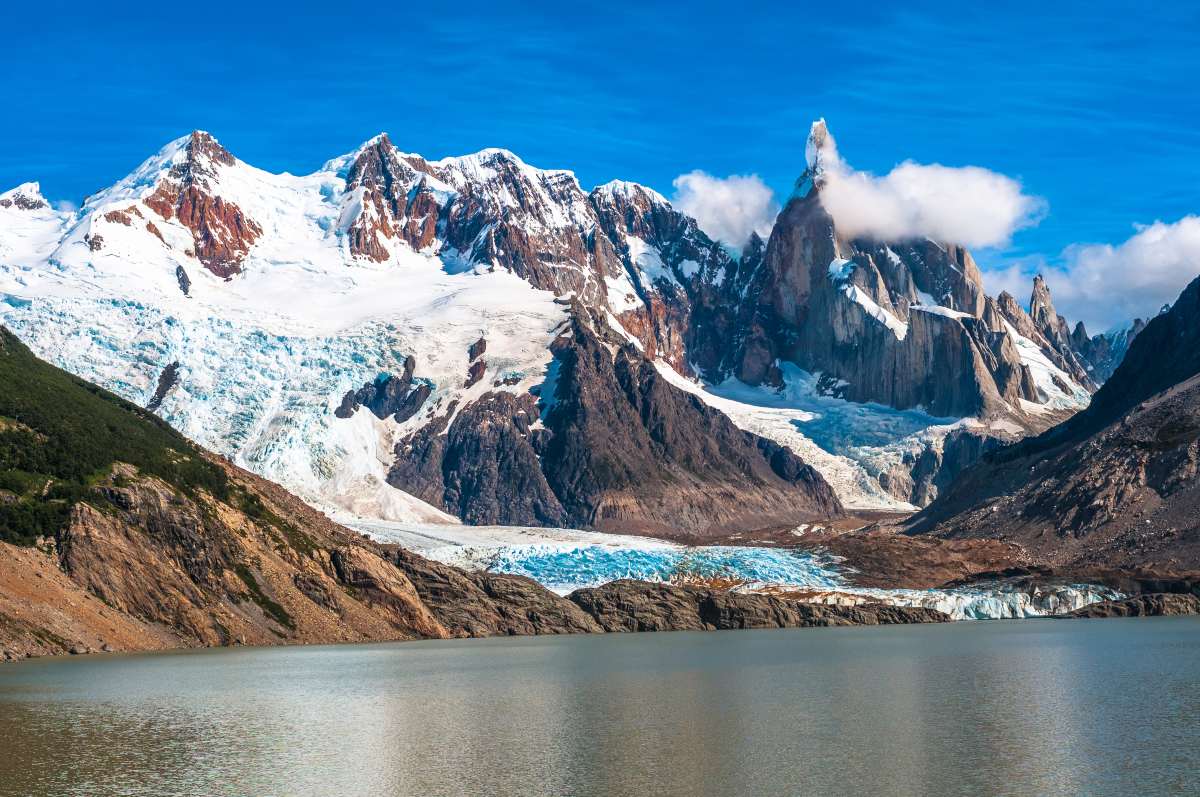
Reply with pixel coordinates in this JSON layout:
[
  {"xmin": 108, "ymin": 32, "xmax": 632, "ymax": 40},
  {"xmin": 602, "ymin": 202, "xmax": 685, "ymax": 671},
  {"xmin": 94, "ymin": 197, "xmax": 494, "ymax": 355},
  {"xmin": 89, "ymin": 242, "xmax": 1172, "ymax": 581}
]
[
  {"xmin": 0, "ymin": 121, "xmax": 1141, "ymax": 536},
  {"xmin": 2, "ymin": 118, "xmax": 1198, "ymax": 657}
]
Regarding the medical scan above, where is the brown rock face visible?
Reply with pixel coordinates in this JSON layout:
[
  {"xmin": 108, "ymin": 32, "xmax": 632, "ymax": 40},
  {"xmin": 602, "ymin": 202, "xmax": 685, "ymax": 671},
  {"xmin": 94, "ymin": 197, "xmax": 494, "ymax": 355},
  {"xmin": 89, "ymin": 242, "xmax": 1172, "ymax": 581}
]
[
  {"xmin": 144, "ymin": 131, "xmax": 261, "ymax": 278},
  {"xmin": 1066, "ymin": 593, "xmax": 1200, "ymax": 618},
  {"xmin": 569, "ymin": 580, "xmax": 949, "ymax": 632},
  {"xmin": 390, "ymin": 548, "xmax": 604, "ymax": 636},
  {"xmin": 28, "ymin": 461, "xmax": 450, "ymax": 654},
  {"xmin": 387, "ymin": 305, "xmax": 842, "ymax": 536}
]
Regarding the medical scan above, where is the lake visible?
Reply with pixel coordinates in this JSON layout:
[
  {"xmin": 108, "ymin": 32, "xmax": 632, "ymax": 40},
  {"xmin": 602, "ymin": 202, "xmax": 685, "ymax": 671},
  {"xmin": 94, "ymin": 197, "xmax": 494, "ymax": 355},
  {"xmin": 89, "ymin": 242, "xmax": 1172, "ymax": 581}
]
[{"xmin": 1, "ymin": 618, "xmax": 1197, "ymax": 796}]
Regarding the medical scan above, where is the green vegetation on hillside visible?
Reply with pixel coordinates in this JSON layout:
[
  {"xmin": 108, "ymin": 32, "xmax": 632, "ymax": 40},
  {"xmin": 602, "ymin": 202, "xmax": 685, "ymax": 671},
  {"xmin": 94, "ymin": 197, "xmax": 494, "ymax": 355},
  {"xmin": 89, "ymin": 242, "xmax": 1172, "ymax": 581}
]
[{"xmin": 0, "ymin": 327, "xmax": 229, "ymax": 545}]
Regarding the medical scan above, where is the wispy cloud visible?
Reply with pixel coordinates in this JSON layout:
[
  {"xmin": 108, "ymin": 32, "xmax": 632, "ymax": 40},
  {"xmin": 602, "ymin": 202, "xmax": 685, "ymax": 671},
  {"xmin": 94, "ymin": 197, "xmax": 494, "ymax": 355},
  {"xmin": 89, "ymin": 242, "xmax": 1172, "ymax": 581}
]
[
  {"xmin": 672, "ymin": 171, "xmax": 779, "ymax": 247},
  {"xmin": 983, "ymin": 216, "xmax": 1200, "ymax": 332}
]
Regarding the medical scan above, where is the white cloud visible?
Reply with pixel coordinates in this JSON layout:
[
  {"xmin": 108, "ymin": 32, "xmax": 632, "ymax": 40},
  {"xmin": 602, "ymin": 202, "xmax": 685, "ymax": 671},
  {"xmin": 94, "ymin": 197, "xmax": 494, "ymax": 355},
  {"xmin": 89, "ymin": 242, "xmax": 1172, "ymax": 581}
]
[
  {"xmin": 990, "ymin": 217, "xmax": 1200, "ymax": 333},
  {"xmin": 671, "ymin": 171, "xmax": 779, "ymax": 248},
  {"xmin": 812, "ymin": 127, "xmax": 1045, "ymax": 249},
  {"xmin": 53, "ymin": 199, "xmax": 78, "ymax": 213}
]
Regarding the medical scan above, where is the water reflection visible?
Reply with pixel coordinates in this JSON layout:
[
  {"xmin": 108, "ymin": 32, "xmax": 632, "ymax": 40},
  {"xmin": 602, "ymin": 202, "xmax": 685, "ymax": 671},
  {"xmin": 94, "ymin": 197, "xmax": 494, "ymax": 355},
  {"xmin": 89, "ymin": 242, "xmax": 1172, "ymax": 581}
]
[{"xmin": 1, "ymin": 619, "xmax": 1198, "ymax": 797}]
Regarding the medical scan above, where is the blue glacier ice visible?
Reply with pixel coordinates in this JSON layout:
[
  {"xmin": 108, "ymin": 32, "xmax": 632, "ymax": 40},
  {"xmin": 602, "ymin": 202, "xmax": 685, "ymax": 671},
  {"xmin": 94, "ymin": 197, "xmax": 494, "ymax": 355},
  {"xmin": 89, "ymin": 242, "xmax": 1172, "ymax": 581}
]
[
  {"xmin": 454, "ymin": 542, "xmax": 1122, "ymax": 620},
  {"xmin": 472, "ymin": 544, "xmax": 847, "ymax": 593}
]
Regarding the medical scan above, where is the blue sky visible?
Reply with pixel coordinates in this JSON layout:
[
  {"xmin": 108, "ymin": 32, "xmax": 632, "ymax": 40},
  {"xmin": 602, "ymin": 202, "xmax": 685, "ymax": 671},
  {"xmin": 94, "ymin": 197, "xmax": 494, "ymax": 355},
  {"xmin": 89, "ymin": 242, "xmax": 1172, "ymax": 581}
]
[{"xmin": 3, "ymin": 1, "xmax": 1198, "ymax": 329}]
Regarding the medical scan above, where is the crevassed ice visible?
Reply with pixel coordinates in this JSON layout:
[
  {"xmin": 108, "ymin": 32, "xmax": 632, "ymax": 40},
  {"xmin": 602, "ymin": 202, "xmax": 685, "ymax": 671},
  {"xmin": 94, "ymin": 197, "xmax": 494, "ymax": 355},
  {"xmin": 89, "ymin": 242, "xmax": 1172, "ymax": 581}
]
[{"xmin": 405, "ymin": 529, "xmax": 1121, "ymax": 621}]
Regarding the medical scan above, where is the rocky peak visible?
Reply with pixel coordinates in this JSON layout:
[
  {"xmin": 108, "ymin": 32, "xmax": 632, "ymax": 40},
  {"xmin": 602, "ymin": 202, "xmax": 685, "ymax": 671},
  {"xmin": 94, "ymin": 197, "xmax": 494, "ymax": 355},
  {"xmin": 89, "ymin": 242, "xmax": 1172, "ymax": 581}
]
[
  {"xmin": 340, "ymin": 133, "xmax": 442, "ymax": 262},
  {"xmin": 1071, "ymin": 320, "xmax": 1089, "ymax": 348},
  {"xmin": 797, "ymin": 118, "xmax": 834, "ymax": 196},
  {"xmin": 719, "ymin": 123, "xmax": 1096, "ymax": 422},
  {"xmin": 138, "ymin": 130, "xmax": 261, "ymax": 279},
  {"xmin": 1071, "ymin": 313, "xmax": 1150, "ymax": 386},
  {"xmin": 184, "ymin": 130, "xmax": 235, "ymax": 171},
  {"xmin": 1028, "ymin": 274, "xmax": 1059, "ymax": 332}
]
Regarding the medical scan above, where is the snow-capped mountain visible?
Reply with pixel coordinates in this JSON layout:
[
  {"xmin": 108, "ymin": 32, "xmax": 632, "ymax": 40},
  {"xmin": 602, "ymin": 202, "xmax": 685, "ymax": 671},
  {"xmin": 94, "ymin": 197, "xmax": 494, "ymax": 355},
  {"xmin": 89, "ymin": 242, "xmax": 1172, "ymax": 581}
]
[{"xmin": 0, "ymin": 123, "xmax": 1102, "ymax": 529}]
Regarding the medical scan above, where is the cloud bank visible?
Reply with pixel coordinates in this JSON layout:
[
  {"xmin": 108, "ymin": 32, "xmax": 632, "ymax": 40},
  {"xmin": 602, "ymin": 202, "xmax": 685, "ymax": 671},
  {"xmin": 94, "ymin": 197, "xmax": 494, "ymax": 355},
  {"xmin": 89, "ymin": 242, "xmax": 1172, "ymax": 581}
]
[
  {"xmin": 811, "ymin": 127, "xmax": 1045, "ymax": 249},
  {"xmin": 985, "ymin": 216, "xmax": 1200, "ymax": 333},
  {"xmin": 671, "ymin": 171, "xmax": 779, "ymax": 248}
]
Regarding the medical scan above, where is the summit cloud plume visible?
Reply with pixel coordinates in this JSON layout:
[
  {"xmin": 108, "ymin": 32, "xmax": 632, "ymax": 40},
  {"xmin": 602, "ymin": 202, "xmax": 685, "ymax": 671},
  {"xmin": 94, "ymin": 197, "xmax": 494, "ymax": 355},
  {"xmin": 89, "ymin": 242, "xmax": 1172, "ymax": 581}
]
[{"xmin": 809, "ymin": 122, "xmax": 1045, "ymax": 249}]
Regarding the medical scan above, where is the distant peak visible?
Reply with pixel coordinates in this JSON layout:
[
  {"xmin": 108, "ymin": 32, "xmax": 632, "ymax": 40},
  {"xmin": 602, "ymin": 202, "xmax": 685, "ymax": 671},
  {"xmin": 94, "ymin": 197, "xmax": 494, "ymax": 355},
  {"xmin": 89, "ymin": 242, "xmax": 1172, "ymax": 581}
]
[
  {"xmin": 0, "ymin": 181, "xmax": 48, "ymax": 210},
  {"xmin": 431, "ymin": 147, "xmax": 578, "ymax": 183},
  {"xmin": 1029, "ymin": 273, "xmax": 1054, "ymax": 311},
  {"xmin": 350, "ymin": 132, "xmax": 395, "ymax": 157},
  {"xmin": 593, "ymin": 179, "xmax": 669, "ymax": 206}
]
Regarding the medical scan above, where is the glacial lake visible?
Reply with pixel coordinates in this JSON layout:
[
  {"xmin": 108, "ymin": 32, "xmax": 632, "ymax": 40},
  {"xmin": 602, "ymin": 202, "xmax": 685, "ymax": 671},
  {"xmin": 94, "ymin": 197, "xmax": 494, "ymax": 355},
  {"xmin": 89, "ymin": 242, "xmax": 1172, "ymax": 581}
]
[{"xmin": 1, "ymin": 619, "xmax": 1197, "ymax": 797}]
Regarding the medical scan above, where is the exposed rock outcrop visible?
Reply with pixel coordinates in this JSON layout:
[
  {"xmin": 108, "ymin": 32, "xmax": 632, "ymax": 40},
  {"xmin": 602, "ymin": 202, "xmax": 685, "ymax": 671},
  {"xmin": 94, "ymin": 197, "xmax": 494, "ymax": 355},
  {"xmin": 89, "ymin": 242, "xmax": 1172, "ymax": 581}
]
[
  {"xmin": 390, "ymin": 548, "xmax": 604, "ymax": 636},
  {"xmin": 0, "ymin": 183, "xmax": 48, "ymax": 211},
  {"xmin": 334, "ymin": 355, "xmax": 430, "ymax": 423},
  {"xmin": 144, "ymin": 131, "xmax": 262, "ymax": 278},
  {"xmin": 174, "ymin": 264, "xmax": 191, "ymax": 296},
  {"xmin": 1065, "ymin": 593, "xmax": 1200, "ymax": 618},
  {"xmin": 569, "ymin": 579, "xmax": 950, "ymax": 631},
  {"xmin": 387, "ymin": 305, "xmax": 842, "ymax": 536},
  {"xmin": 146, "ymin": 361, "xmax": 180, "ymax": 412}
]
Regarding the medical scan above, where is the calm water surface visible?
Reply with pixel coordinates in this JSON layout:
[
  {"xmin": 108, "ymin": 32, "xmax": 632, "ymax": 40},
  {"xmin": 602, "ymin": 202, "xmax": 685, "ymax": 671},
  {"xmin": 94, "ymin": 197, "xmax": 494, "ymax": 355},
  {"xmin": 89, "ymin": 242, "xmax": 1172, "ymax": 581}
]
[{"xmin": 1, "ymin": 618, "xmax": 1198, "ymax": 796}]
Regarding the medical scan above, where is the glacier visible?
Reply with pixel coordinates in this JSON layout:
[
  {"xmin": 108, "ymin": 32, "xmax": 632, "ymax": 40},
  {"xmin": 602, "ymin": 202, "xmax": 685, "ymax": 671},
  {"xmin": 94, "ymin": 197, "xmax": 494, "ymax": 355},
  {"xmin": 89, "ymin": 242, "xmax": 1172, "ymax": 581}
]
[{"xmin": 354, "ymin": 518, "xmax": 1120, "ymax": 620}]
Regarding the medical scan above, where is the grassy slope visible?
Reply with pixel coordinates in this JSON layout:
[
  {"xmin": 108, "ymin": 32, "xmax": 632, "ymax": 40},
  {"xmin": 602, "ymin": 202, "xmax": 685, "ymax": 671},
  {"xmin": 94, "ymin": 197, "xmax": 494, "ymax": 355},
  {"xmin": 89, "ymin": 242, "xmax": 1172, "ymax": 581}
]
[{"xmin": 0, "ymin": 327, "xmax": 229, "ymax": 544}]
